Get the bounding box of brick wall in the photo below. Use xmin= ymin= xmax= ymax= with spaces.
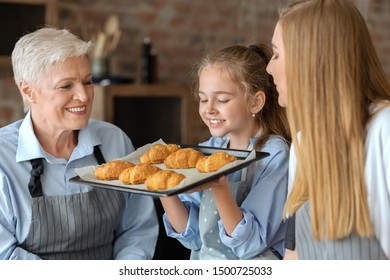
xmin=58 ymin=0 xmax=284 ymax=83
xmin=1 ymin=0 xmax=389 ymax=128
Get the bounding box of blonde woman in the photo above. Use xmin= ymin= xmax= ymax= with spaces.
xmin=267 ymin=0 xmax=390 ymax=259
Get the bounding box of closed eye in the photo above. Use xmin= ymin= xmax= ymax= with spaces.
xmin=83 ymin=80 xmax=93 ymax=86
xmin=59 ymin=84 xmax=73 ymax=90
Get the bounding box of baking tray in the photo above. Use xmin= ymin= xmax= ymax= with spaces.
xmin=70 ymin=141 xmax=269 ymax=197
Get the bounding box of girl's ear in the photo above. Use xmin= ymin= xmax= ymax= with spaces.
xmin=251 ymin=90 xmax=266 ymax=114
xmin=19 ymin=80 xmax=34 ymax=102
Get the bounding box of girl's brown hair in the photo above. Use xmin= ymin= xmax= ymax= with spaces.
xmin=192 ymin=44 xmax=291 ymax=150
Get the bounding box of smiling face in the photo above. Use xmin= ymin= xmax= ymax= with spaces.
xmin=267 ymin=22 xmax=288 ymax=107
xmin=25 ymin=56 xmax=94 ymax=134
xmin=198 ymin=64 xmax=256 ymax=143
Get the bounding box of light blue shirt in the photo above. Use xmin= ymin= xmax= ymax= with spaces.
xmin=162 ymin=135 xmax=289 ymax=259
xmin=0 ymin=112 xmax=159 ymax=260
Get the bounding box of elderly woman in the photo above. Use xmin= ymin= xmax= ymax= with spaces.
xmin=0 ymin=27 xmax=158 ymax=260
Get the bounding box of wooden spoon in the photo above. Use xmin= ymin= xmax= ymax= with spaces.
xmin=104 ymin=14 xmax=120 ymax=36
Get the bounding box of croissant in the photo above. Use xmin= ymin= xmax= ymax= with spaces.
xmin=95 ymin=160 xmax=135 ymax=180
xmin=145 ymin=170 xmax=186 ymax=190
xmin=140 ymin=143 xmax=180 ymax=164
xmin=119 ymin=163 xmax=162 ymax=184
xmin=196 ymin=151 xmax=237 ymax=172
xmin=164 ymin=147 xmax=204 ymax=169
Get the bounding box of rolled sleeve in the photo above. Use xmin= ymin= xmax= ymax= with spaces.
xmin=162 ymin=201 xmax=202 ymax=250
xmin=218 ymin=208 xmax=263 ymax=259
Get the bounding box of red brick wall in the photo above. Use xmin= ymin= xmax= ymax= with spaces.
xmin=59 ymin=0 xmax=284 ymax=83
xmin=368 ymin=0 xmax=390 ymax=76
xmin=1 ymin=0 xmax=389 ymax=127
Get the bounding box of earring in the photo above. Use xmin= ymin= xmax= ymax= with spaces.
xmin=252 ymin=113 xmax=256 ymax=117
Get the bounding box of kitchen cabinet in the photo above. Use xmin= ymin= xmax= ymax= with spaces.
xmin=91 ymin=83 xmax=207 ymax=148
xmin=0 ymin=0 xmax=58 ymax=67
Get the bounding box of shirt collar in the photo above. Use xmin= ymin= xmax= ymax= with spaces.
xmin=73 ymin=121 xmax=103 ymax=160
xmin=221 ymin=128 xmax=263 ymax=150
xmin=16 ymin=111 xmax=45 ymax=163
xmin=15 ymin=111 xmax=103 ymax=163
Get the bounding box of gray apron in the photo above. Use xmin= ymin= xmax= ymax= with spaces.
xmin=191 ymin=137 xmax=279 ymax=260
xmin=296 ymin=202 xmax=388 ymax=260
xmin=20 ymin=146 xmax=125 ymax=260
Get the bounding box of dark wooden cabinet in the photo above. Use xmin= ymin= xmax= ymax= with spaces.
xmin=0 ymin=0 xmax=58 ymax=67
xmin=92 ymin=83 xmax=206 ymax=259
xmin=92 ymin=83 xmax=208 ymax=148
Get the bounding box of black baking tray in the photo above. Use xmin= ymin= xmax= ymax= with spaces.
xmin=70 ymin=145 xmax=269 ymax=197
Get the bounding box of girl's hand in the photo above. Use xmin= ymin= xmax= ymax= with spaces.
xmin=186 ymin=175 xmax=228 ymax=194
xmin=283 ymin=249 xmax=298 ymax=260
xmin=159 ymin=195 xmax=188 ymax=233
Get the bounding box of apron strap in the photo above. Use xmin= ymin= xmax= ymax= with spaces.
xmin=28 ymin=145 xmax=106 ymax=197
xmin=221 ymin=132 xmax=259 ymax=182
xmin=28 ymin=158 xmax=44 ymax=197
xmin=93 ymin=145 xmax=106 ymax=165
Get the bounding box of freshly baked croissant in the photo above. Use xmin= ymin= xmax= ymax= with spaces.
xmin=95 ymin=160 xmax=135 ymax=180
xmin=140 ymin=143 xmax=180 ymax=164
xmin=196 ymin=151 xmax=237 ymax=172
xmin=119 ymin=163 xmax=161 ymax=184
xmin=164 ymin=147 xmax=204 ymax=169
xmin=145 ymin=170 xmax=186 ymax=190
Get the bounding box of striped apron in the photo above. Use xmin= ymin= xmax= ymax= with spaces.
xmin=296 ymin=202 xmax=388 ymax=259
xmin=20 ymin=146 xmax=125 ymax=260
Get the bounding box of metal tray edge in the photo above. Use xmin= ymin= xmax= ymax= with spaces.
xmin=70 ymin=146 xmax=269 ymax=197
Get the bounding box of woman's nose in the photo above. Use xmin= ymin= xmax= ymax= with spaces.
xmin=74 ymin=84 xmax=89 ymax=102
xmin=266 ymin=61 xmax=272 ymax=75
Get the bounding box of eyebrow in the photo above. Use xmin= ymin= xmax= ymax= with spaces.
xmin=57 ymin=73 xmax=93 ymax=82
xmin=198 ymin=90 xmax=235 ymax=96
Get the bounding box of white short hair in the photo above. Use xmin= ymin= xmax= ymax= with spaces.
xmin=11 ymin=27 xmax=92 ymax=111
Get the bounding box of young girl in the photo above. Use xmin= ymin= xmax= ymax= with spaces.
xmin=160 ymin=44 xmax=291 ymax=260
